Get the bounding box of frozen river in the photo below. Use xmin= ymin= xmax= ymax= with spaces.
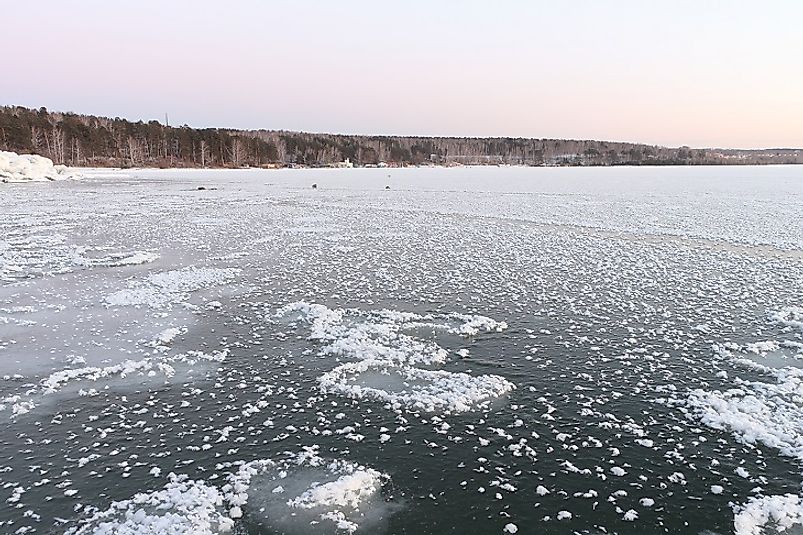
xmin=1 ymin=165 xmax=802 ymax=535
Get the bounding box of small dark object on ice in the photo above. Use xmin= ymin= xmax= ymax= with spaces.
xmin=385 ymin=185 xmax=391 ymax=190
xmin=312 ymin=183 xmax=318 ymax=189
xmin=197 ymin=186 xmax=206 ymax=190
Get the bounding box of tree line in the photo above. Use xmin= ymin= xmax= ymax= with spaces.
xmin=0 ymin=106 xmax=800 ymax=168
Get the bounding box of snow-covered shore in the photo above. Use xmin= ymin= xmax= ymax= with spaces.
xmin=0 ymin=150 xmax=81 ymax=182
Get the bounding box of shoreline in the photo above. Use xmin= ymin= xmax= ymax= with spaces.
xmin=66 ymin=161 xmax=803 ymax=172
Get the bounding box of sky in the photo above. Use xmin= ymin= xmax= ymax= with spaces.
xmin=1 ymin=0 xmax=802 ymax=148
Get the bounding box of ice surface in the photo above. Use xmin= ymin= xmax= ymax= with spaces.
xmin=1 ymin=166 xmax=803 ymax=535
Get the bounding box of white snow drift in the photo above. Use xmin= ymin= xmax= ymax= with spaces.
xmin=0 ymin=150 xmax=81 ymax=182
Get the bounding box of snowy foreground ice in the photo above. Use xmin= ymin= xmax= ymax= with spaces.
xmin=1 ymin=165 xmax=802 ymax=535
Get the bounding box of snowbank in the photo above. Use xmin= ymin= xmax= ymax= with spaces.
xmin=0 ymin=150 xmax=81 ymax=182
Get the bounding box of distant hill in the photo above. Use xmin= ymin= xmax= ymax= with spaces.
xmin=1 ymin=105 xmax=800 ymax=168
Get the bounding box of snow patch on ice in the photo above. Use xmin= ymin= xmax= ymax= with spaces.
xmin=276 ymin=302 xmax=514 ymax=413
xmin=222 ymin=446 xmax=392 ymax=534
xmin=286 ymin=469 xmax=383 ymax=511
xmin=319 ymin=359 xmax=515 ymax=414
xmin=734 ymin=494 xmax=803 ymax=535
xmin=65 ymin=473 xmax=232 ymax=535
xmin=73 ymin=248 xmax=159 ymax=268
xmin=687 ymin=352 xmax=803 ymax=463
xmin=0 ymin=350 xmax=226 ymax=418
xmin=276 ymin=302 xmax=505 ymax=366
xmin=150 ymin=327 xmax=187 ymax=348
xmin=770 ymin=307 xmax=803 ymax=334
xmin=685 ymin=309 xmax=803 ymax=535
xmin=106 ymin=266 xmax=240 ymax=308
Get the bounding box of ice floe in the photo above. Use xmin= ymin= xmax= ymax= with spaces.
xmin=684 ymin=307 xmax=803 ymax=534
xmin=275 ymin=301 xmax=506 ymax=366
xmin=319 ymin=359 xmax=515 ymax=413
xmin=64 ymin=473 xmax=232 ymax=535
xmin=734 ymin=494 xmax=803 ymax=535
xmin=222 ymin=446 xmax=393 ymax=534
xmin=0 ymin=350 xmax=227 ymax=417
xmin=276 ymin=302 xmax=514 ymax=413
xmin=106 ymin=267 xmax=240 ymax=308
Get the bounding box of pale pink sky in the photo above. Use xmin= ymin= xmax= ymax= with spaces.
xmin=2 ymin=0 xmax=801 ymax=148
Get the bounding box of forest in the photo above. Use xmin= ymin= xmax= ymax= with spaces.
xmin=1 ymin=106 xmax=800 ymax=168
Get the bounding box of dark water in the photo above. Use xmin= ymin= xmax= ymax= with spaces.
xmin=1 ymin=167 xmax=802 ymax=534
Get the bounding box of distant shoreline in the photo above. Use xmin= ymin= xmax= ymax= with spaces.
xmin=69 ymin=161 xmax=801 ymax=172
xmin=3 ymin=105 xmax=802 ymax=169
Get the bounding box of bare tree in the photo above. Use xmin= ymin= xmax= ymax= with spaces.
xmin=127 ymin=136 xmax=142 ymax=165
xmin=50 ymin=127 xmax=65 ymax=164
xmin=30 ymin=126 xmax=44 ymax=153
xmin=71 ymin=137 xmax=82 ymax=165
xmin=200 ymin=139 xmax=209 ymax=167
xmin=229 ymin=137 xmax=244 ymax=167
